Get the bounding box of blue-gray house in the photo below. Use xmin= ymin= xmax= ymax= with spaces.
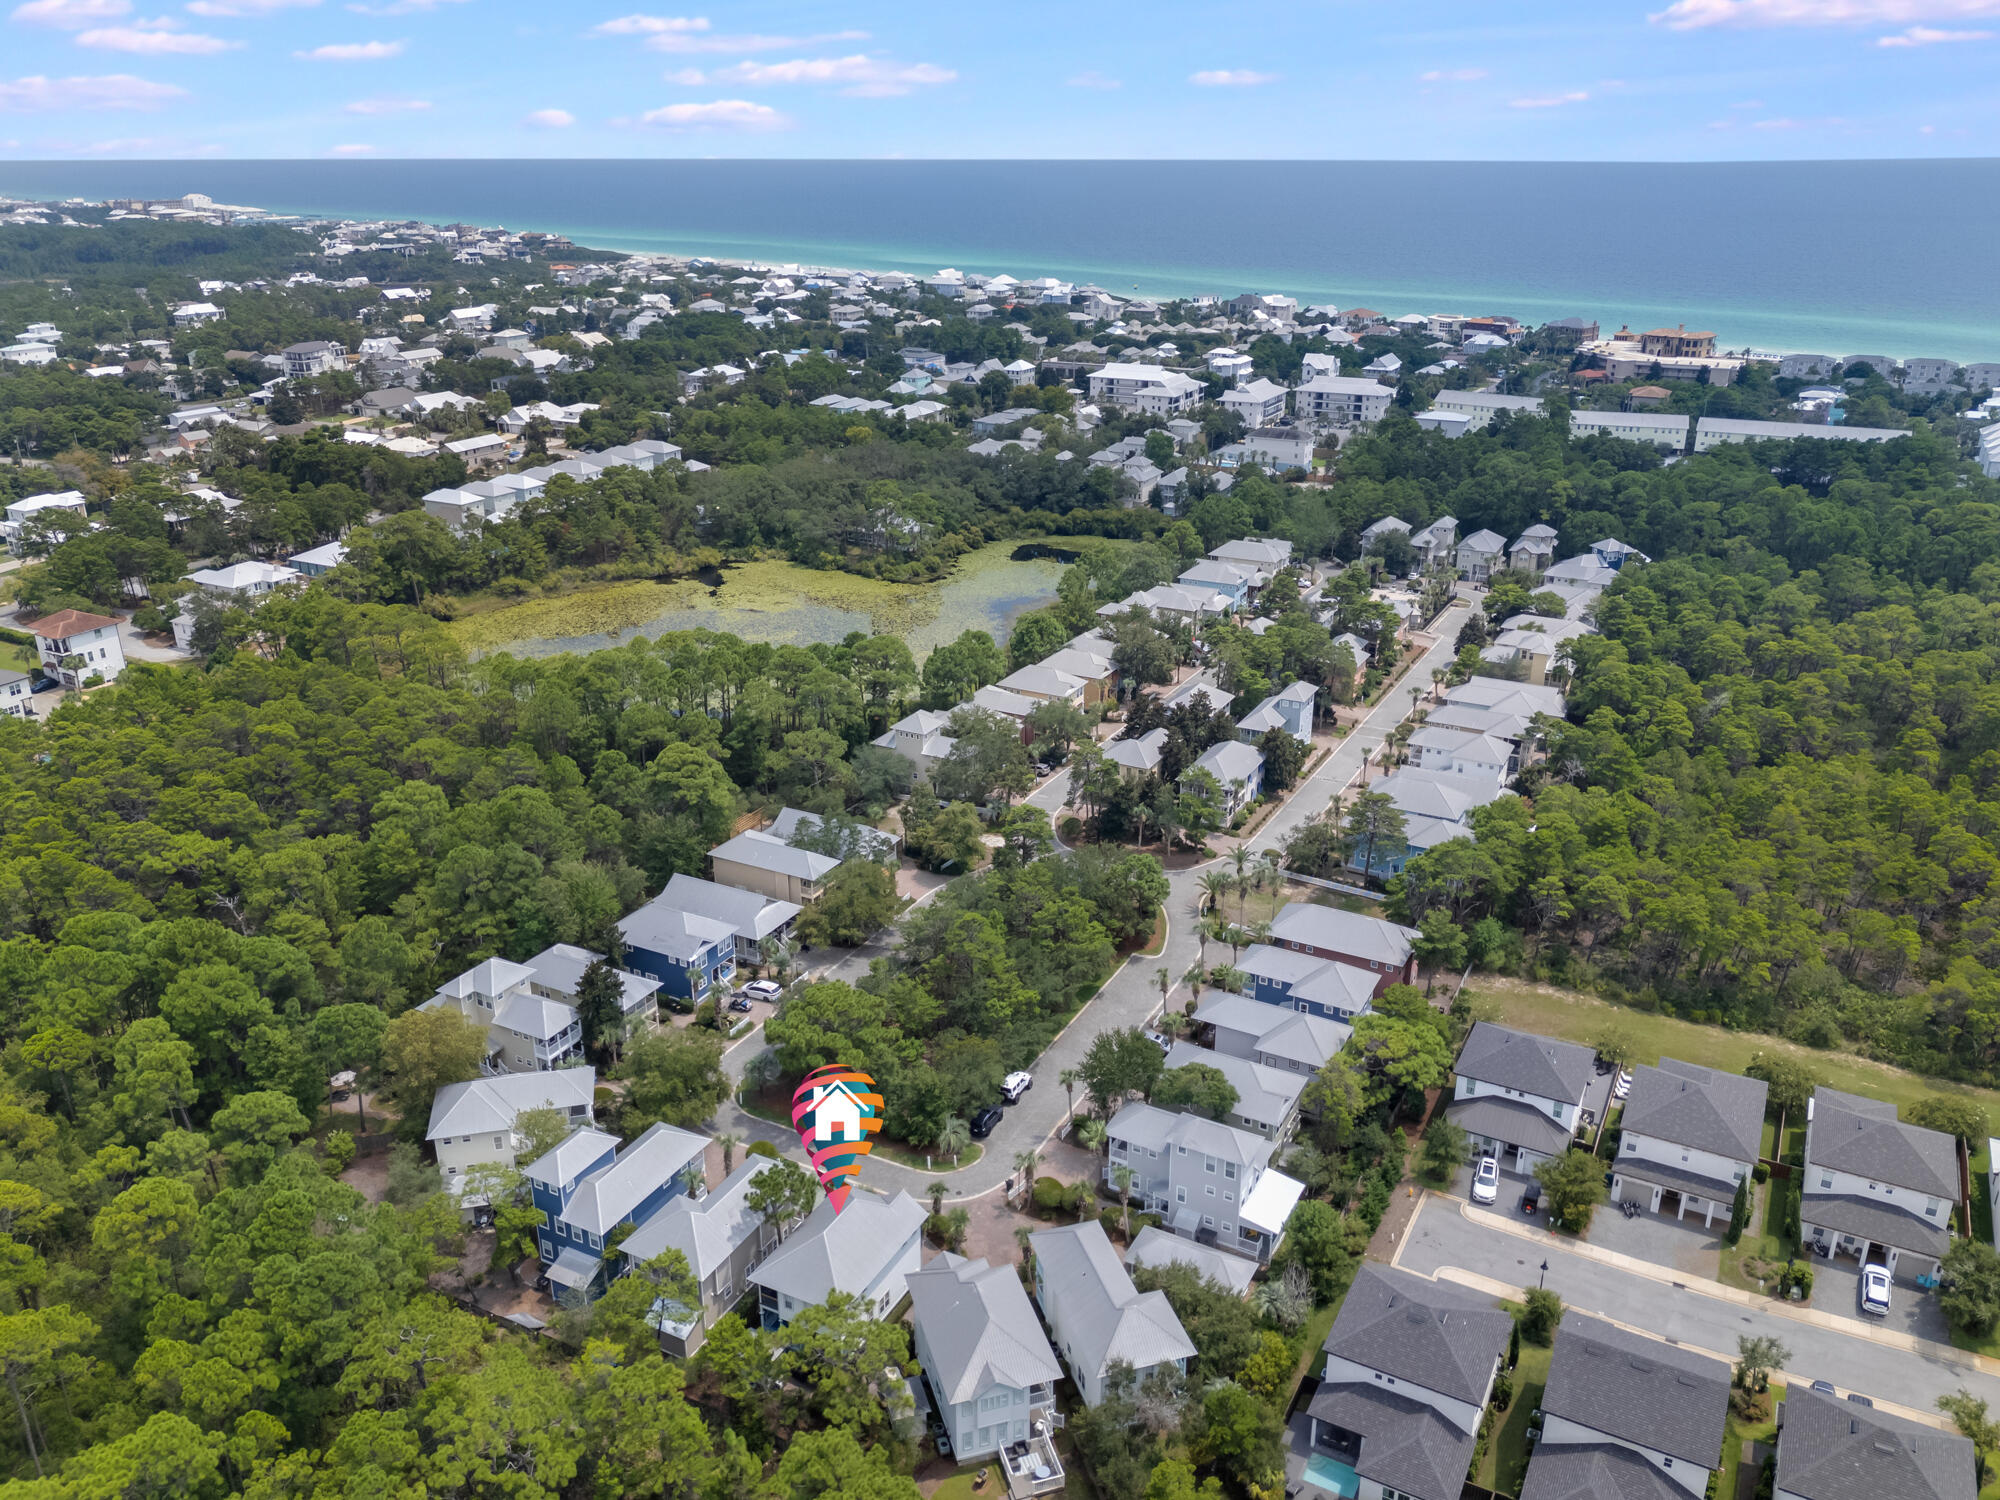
xmin=527 ymin=1121 xmax=710 ymax=1300
xmin=1177 ymin=559 xmax=1257 ymax=611
xmin=615 ymin=900 xmax=738 ymax=1008
xmin=1237 ymin=680 xmax=1316 ymax=745
xmin=1235 ymin=943 xmax=1379 ymax=1023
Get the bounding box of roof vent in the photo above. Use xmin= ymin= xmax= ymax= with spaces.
xmin=1628 ymin=1356 xmax=1655 ymax=1374
xmin=1874 ymin=1441 xmax=1899 ymax=1456
xmin=1406 ymin=1310 xmax=1430 ymax=1327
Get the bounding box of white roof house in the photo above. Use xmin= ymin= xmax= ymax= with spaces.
xmin=1123 ymin=1225 xmax=1259 ymax=1295
xmin=426 ymin=1068 xmax=597 ymax=1142
xmin=552 ymin=1121 xmax=708 ymax=1238
xmin=1030 ymin=1220 xmax=1196 ymax=1407
xmin=750 ymin=1189 xmax=927 ymax=1324
xmin=1162 ymin=1040 xmax=1308 ymax=1140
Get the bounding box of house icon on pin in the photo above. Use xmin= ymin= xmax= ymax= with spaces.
xmin=808 ymin=1077 xmax=867 ymax=1146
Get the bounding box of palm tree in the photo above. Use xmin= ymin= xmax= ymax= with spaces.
xmin=927 ymin=1180 xmax=949 ymax=1217
xmin=1076 ymin=1116 xmax=1108 ymax=1155
xmin=715 ymin=1131 xmax=742 ymax=1175
xmin=1113 ymin=1164 xmax=1135 ymax=1239
xmin=1013 ymin=1147 xmax=1042 ymax=1206
xmin=1198 ymin=868 xmax=1232 ymax=917
xmin=1230 ymin=845 xmax=1252 ymax=919
xmin=1155 ymin=966 xmax=1172 ymax=1013
xmin=937 ymin=1115 xmax=971 ymax=1166
xmin=1059 ymin=1068 xmax=1081 ymax=1123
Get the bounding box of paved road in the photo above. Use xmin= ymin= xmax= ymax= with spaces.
xmin=704 ymin=607 xmax=1474 ymax=1200
xmin=1396 ymin=1195 xmax=1987 ymax=1415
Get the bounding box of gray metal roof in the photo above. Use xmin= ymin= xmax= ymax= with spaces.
xmin=1540 ymin=1313 xmax=1729 ymax=1468
xmin=1267 ymin=904 xmax=1419 ymax=967
xmin=657 ymin=874 xmax=801 ymax=943
xmin=764 ymin=807 xmax=899 ymax=861
xmin=709 ymin=830 xmax=840 ymax=883
xmin=1123 ymin=1226 xmax=1257 ymax=1295
xmin=1519 ymin=1441 xmax=1688 ymax=1500
xmin=1322 ymin=1263 xmax=1511 ymax=1406
xmin=618 ymin=1156 xmax=777 ymax=1279
xmin=558 ymin=1121 xmax=709 ymax=1236
xmin=425 ymin=1068 xmax=595 ymax=1141
xmin=1445 ymin=1094 xmax=1574 ymax=1156
xmin=1104 ymin=1102 xmax=1275 ymax=1172
xmin=524 ymin=1128 xmax=619 ymax=1187
xmin=615 ymin=900 xmax=737 ymax=962
xmin=1305 ymin=1382 xmax=1476 ymax=1500
xmin=749 ymin=1189 xmax=926 ymax=1306
xmin=908 ymin=1253 xmax=1062 ymax=1403
xmin=1455 ymin=1022 xmax=1596 ymax=1104
xmin=1807 ymin=1088 xmax=1958 ymax=1200
xmin=1621 ymin=1058 xmax=1766 ymax=1164
xmin=1162 ymin=1041 xmax=1304 ymax=1130
xmin=1775 ymin=1385 xmax=1975 ymax=1500
xmin=1030 ymin=1221 xmax=1195 ymax=1384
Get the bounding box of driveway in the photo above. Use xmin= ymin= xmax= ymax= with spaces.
xmin=1587 ymin=1198 xmax=1723 ymax=1280
xmin=1809 ymin=1253 xmax=1954 ymax=1346
xmin=1394 ymin=1194 xmax=1987 ymax=1414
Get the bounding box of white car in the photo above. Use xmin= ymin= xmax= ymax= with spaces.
xmin=1002 ymin=1070 xmax=1033 ymax=1103
xmin=740 ymin=979 xmax=783 ymax=1002
xmin=1860 ymin=1265 xmax=1892 ymax=1317
xmin=1471 ymin=1156 xmax=1499 ymax=1205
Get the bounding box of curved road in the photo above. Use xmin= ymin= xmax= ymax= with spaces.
xmin=711 ymin=604 xmax=1472 ymax=1202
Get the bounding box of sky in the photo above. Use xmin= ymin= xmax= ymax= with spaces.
xmin=0 ymin=0 xmax=1996 ymax=160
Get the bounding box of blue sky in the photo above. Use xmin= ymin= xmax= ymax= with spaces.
xmin=1 ymin=0 xmax=1996 ymax=159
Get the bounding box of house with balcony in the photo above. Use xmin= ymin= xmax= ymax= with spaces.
xmin=1265 ymin=903 xmax=1421 ymax=996
xmin=528 ymin=1120 xmax=709 ymax=1301
xmin=613 ymin=903 xmax=737 ymax=1007
xmin=1445 ymin=1022 xmax=1594 ymax=1173
xmin=1801 ymin=1087 xmax=1961 ymax=1283
xmin=1407 ymin=725 xmax=1517 ymax=782
xmin=282 ymin=340 xmax=343 ymax=378
xmin=1295 ymin=374 xmax=1393 ymax=428
xmin=172 ymin=560 xmax=304 ymax=650
xmin=633 ymin=875 xmax=800 ymax=968
xmin=1123 ymin=1225 xmax=1259 ymax=1296
xmin=2 ymin=490 xmax=89 ymax=543
xmin=1456 ymin=528 xmax=1507 ymax=583
xmin=1105 ymin=727 xmax=1168 ymax=782
xmin=1178 ymin=559 xmax=1259 ymax=611
xmin=1611 ymin=1059 xmax=1766 ymax=1230
xmin=1086 ymin=362 xmax=1203 ymax=414
xmin=1521 ymin=1313 xmax=1729 ymax=1500
xmin=1410 ymin=516 xmax=1459 ymax=569
xmin=617 ymin=1156 xmax=798 ymax=1356
xmin=1236 ymin=944 xmax=1379 ymax=1024
xmin=709 ymin=829 xmax=841 ymax=904
xmin=1210 ymin=538 xmax=1292 ymax=571
xmin=1772 ymin=1385 xmax=1975 ymax=1500
xmin=23 ymin=609 xmax=125 ymax=688
xmin=1161 ymin=1040 xmax=1306 ymax=1140
xmin=1102 ymin=1102 xmax=1304 ymax=1264
xmin=876 ymin=707 xmax=958 ymax=776
xmin=750 ymin=1188 xmax=927 ymax=1327
xmin=996 ymin=662 xmax=1087 ymax=707
xmin=1030 ymin=1220 xmax=1194 ymax=1408
xmin=1184 ymin=739 xmax=1264 ymax=820
xmin=1302 ymin=1264 xmax=1511 ymax=1500
xmin=1221 ymin=377 xmax=1289 ymax=428
xmin=1237 ymin=680 xmax=1316 ymax=745
xmin=421 ymin=956 xmax=584 ymax=1073
xmin=1192 ymin=992 xmax=1352 ymax=1078
xmin=425 ymin=1068 xmax=596 ymax=1202
xmin=521 ymin=943 xmax=662 ymax=1038
xmin=1509 ymin=524 xmax=1559 ymax=579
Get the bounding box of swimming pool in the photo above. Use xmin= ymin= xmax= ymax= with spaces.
xmin=1303 ymin=1452 xmax=1359 ymax=1497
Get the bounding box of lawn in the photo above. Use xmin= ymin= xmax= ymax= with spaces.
xmin=1715 ymin=1383 xmax=1782 ymax=1500
xmin=1717 ymin=1180 xmax=1791 ymax=1297
xmin=1476 ymin=1336 xmax=1552 ymax=1497
xmin=1290 ymin=1295 xmax=1343 ymax=1394
xmin=0 ymin=637 xmax=32 ymax=675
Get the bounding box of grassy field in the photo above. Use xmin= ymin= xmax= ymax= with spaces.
xmin=1718 ymin=1180 xmax=1790 ymax=1298
xmin=0 ymin=637 xmax=33 ymax=675
xmin=1476 ymin=1336 xmax=1552 ymax=1497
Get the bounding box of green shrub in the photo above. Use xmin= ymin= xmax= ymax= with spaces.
xmin=1520 ymin=1287 xmax=1562 ymax=1345
xmin=1033 ymin=1176 xmax=1067 ymax=1213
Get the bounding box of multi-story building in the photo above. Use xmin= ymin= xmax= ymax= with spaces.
xmin=909 ymin=1252 xmax=1064 ymax=1482
xmin=1264 ymin=903 xmax=1421 ymax=996
xmin=750 ymin=1189 xmax=927 ymax=1327
xmin=617 ymin=1156 xmax=798 ymax=1356
xmin=24 ymin=609 xmax=125 ymax=688
xmin=1611 ymin=1058 xmax=1767 ymax=1230
xmin=527 ymin=1120 xmax=709 ymax=1300
xmin=1086 ymin=363 xmax=1203 ymax=414
xmin=1801 ymin=1086 xmax=1961 ymax=1282
xmin=1030 ymin=1220 xmax=1193 ymax=1408
xmin=1445 ymin=1021 xmax=1594 ymax=1172
xmin=1293 ymin=374 xmax=1392 ymax=428
xmin=1774 ymin=1385 xmax=1975 ymax=1500
xmin=1638 ymin=325 xmax=1717 ymax=359
xmin=424 ymin=1068 xmax=596 ymax=1200
xmin=1101 ymin=1102 xmax=1304 ymax=1264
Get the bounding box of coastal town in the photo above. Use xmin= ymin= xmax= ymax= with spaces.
xmin=0 ymin=195 xmax=1998 ymax=1500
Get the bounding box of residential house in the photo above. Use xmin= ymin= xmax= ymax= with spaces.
xmin=1237 ymin=680 xmax=1316 ymax=744
xmin=1410 ymin=516 xmax=1459 ymax=568
xmin=1304 ymin=1263 xmax=1512 ymax=1500
xmin=1210 ymin=538 xmax=1292 ymax=571
xmin=1482 ymin=615 xmax=1592 ymax=685
xmin=1522 ymin=1313 xmax=1730 ymax=1500
xmin=521 ymin=943 xmax=662 ymax=1037
xmin=171 ymin=561 xmax=303 ymax=650
xmin=1446 ymin=1021 xmax=1595 ymax=1172
xmin=1611 ymin=1058 xmax=1767 ymax=1230
xmin=1265 ymin=903 xmax=1422 ymax=995
xmin=764 ymin=806 xmax=900 ymax=863
xmin=1236 ymin=944 xmax=1379 ymax=1022
xmin=1123 ymin=1225 xmax=1258 ymax=1296
xmin=972 ymin=406 xmax=1041 ymax=435
xmin=529 ymin=1121 xmax=710 ymax=1300
xmin=1184 ymin=739 xmax=1264 ymax=820
xmin=23 ymin=609 xmax=126 ymax=687
xmin=632 ymin=874 xmax=800 ymax=967
xmin=1221 ymin=427 xmax=1316 ymax=472
xmin=1221 ymin=377 xmax=1289 ymax=427
xmin=1801 ymin=1087 xmax=1960 ymax=1282
xmin=1440 ymin=676 xmax=1566 ymax=723
xmin=1177 ymin=559 xmax=1259 ymax=611
xmin=1037 ymin=641 xmax=1118 ymax=706
xmin=1 ymin=490 xmax=89 ymax=543
xmin=1103 ymin=584 xmax=1231 ymax=630
xmin=1105 ymin=727 xmax=1168 ymax=782
xmin=1206 ymin=349 xmax=1254 ymax=384
xmin=1416 ymin=409 xmax=1473 ymax=438
xmin=1087 ymin=363 xmax=1203 ymax=414
xmin=614 ymin=902 xmax=738 ymax=1007
xmin=1030 ymin=1220 xmax=1195 ymax=1407
xmin=1456 ymin=529 xmax=1507 ymax=582
xmin=750 ymin=1189 xmax=927 ymax=1327
xmin=909 ymin=1254 xmax=1065 ymax=1488
xmin=1360 ymin=517 xmax=1411 ymax=551
xmin=1362 ymin=353 xmax=1402 ymax=380
xmin=1430 ymin=389 xmax=1545 ymax=431
xmin=422 ymin=956 xmax=584 ymax=1073
xmin=617 ymin=1157 xmax=793 ymax=1357
xmin=1570 ymin=411 xmax=1692 ymax=449
xmin=996 ymin=662 xmax=1087 ymax=707
xmin=877 ymin=707 xmax=957 ymax=776
xmin=286 ymin=541 xmax=348 ymax=577
xmin=1191 ymin=992 xmax=1352 ymax=1078
xmin=1509 ymin=524 xmax=1560 ymax=578
xmin=1407 ymin=725 xmax=1516 ymax=781
xmin=0 ymin=669 xmax=30 ymax=718
xmin=282 ymin=341 xmax=342 ymax=379
xmin=1294 ymin=374 xmax=1393 ymax=428
xmin=1101 ymin=1102 xmax=1305 ymax=1263
xmin=424 ymin=1068 xmax=596 ymax=1199
xmin=1772 ymin=1385 xmax=1975 ymax=1500
xmin=1162 ymin=1040 xmax=1306 ymax=1139
xmin=708 ymin=829 xmax=841 ymax=903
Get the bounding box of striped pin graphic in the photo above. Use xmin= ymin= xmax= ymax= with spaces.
xmin=789 ymin=1064 xmax=884 ymax=1214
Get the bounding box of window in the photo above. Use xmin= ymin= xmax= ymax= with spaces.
xmin=589 ymin=1232 xmax=601 ymax=1249
xmin=1925 ymin=1198 xmax=1940 ymax=1218
xmin=1204 ymin=1156 xmax=1215 ymax=1174
xmin=1205 ymin=1186 xmax=1215 ymax=1198
xmin=1175 ymin=1187 xmax=1187 ymax=1205
xmin=493 ymin=1135 xmax=504 ymax=1148
xmin=1820 ymin=1173 xmax=1833 ymax=1190
xmin=1625 ymin=1139 xmax=1637 ymax=1152
xmin=1224 ymin=1162 xmax=1236 ymax=1181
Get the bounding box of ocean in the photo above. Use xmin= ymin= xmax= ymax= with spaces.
xmin=4 ymin=158 xmax=1998 ymax=361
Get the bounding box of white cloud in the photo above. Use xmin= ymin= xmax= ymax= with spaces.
xmin=647 ymin=28 xmax=866 ymax=54
xmin=344 ymin=93 xmax=428 ymax=112
xmin=1750 ymin=114 xmax=1848 ymax=127
xmin=1653 ymin=0 xmax=2000 ymax=27
xmin=185 ymin=0 xmax=316 ymax=13
xmin=714 ymin=54 xmax=954 ymax=96
xmin=1420 ymin=67 xmax=1488 ymax=81
xmin=662 ymin=67 xmax=704 ymax=84
xmin=1877 ymin=23 xmax=1993 ymax=40
xmin=1066 ymin=70 xmax=1119 ymax=89
xmin=522 ymin=106 xmax=572 ymax=126
xmin=591 ymin=11 xmax=706 ymax=34
xmin=293 ymin=38 xmax=400 ymax=57
xmin=9 ymin=0 xmax=128 ymax=26
xmin=1510 ymin=90 xmax=1589 ymax=107
xmin=346 ymin=0 xmax=466 ymax=12
xmin=327 ymin=141 xmax=373 ymax=153
xmin=0 ymin=72 xmax=185 ymax=109
xmin=637 ymin=97 xmax=788 ymax=130
xmin=76 ymin=22 xmax=239 ymax=51
xmin=1189 ymin=69 xmax=1276 ymax=86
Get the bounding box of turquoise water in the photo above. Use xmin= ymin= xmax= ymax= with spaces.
xmin=1303 ymin=1452 xmax=1359 ymax=1497
xmin=3 ymin=160 xmax=1998 ymax=359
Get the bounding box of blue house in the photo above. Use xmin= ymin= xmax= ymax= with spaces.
xmin=1235 ymin=943 xmax=1378 ymax=1023
xmin=527 ymin=1121 xmax=710 ymax=1300
xmin=615 ymin=901 xmax=738 ymax=1007
xmin=1177 ymin=560 xmax=1257 ymax=611
xmin=1237 ymin=680 xmax=1316 ymax=745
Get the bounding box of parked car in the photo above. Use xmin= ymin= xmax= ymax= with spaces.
xmin=1034 ymin=762 xmax=1054 ymax=777
xmin=1521 ymin=1180 xmax=1541 ymax=1217
xmin=1001 ymin=1070 xmax=1033 ymax=1103
xmin=1143 ymin=1030 xmax=1172 ymax=1051
xmin=970 ymin=1105 xmax=1004 ymax=1138
xmin=728 ymin=996 xmax=753 ymax=1013
xmin=1471 ymin=1156 xmax=1499 ymax=1205
xmin=741 ymin=980 xmax=782 ymax=1001
xmin=1860 ymin=1265 xmax=1892 ymax=1318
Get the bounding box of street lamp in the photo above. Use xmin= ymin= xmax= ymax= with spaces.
xmin=1539 ymin=1260 xmax=1549 ymax=1289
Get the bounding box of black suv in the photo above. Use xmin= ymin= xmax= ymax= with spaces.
xmin=969 ymin=1105 xmax=1004 ymax=1138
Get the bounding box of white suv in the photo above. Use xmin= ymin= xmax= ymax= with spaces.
xmin=1472 ymin=1156 xmax=1499 ymax=1205
xmin=1002 ymin=1071 xmax=1033 ymax=1103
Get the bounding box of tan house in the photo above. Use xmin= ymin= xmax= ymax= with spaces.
xmin=618 ymin=1156 xmax=800 ymax=1356
xmin=709 ymin=830 xmax=840 ymax=903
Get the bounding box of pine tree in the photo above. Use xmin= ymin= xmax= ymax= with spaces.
xmin=575 ymin=958 xmax=628 ymax=1065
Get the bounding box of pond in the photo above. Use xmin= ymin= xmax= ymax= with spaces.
xmin=447 ymin=541 xmax=1068 ymax=661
